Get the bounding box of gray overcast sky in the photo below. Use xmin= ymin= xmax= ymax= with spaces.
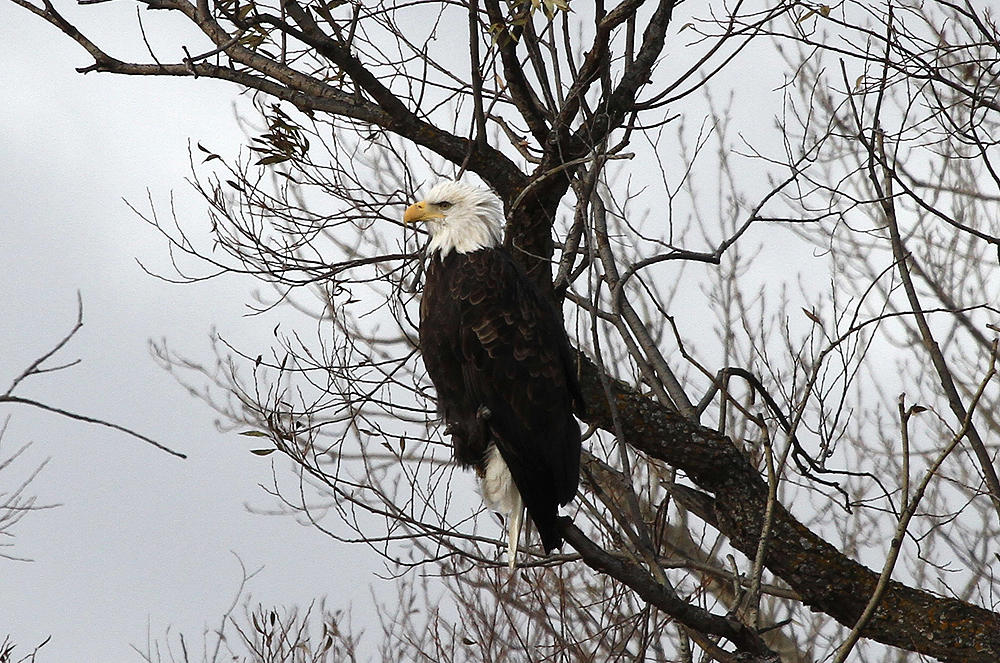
xmin=2 ymin=5 xmax=380 ymax=661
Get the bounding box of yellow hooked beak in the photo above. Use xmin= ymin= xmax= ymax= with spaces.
xmin=403 ymin=200 xmax=444 ymax=224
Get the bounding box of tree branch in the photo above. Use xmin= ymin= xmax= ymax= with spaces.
xmin=575 ymin=351 xmax=1000 ymax=663
xmin=561 ymin=519 xmax=778 ymax=661
xmin=481 ymin=0 xmax=551 ymax=145
xmin=1 ymin=396 xmax=186 ymax=459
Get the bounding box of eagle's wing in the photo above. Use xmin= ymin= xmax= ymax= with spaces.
xmin=452 ymin=250 xmax=581 ymax=549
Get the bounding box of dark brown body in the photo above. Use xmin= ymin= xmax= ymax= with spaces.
xmin=419 ymin=247 xmax=583 ymax=551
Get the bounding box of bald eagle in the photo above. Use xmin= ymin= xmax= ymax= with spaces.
xmin=405 ymin=180 xmax=583 ymax=567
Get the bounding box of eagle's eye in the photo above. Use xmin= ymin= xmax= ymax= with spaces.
xmin=436 ymin=201 xmax=453 ymax=210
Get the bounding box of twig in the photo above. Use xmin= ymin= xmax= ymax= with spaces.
xmin=4 ymin=293 xmax=84 ymax=397
xmin=832 ymin=339 xmax=999 ymax=663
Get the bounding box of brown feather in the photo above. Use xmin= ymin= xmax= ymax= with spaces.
xmin=419 ymin=247 xmax=582 ymax=552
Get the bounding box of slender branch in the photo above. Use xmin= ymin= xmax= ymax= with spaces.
xmin=832 ymin=342 xmax=999 ymax=663
xmin=4 ymin=293 xmax=84 ymax=397
xmin=844 ymin=59 xmax=1000 ymax=519
xmin=561 ymin=520 xmax=778 ymax=661
xmin=481 ymin=0 xmax=551 ymax=144
xmin=0 ymin=396 xmax=186 ymax=459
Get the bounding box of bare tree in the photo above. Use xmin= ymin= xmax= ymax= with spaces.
xmin=8 ymin=0 xmax=1000 ymax=661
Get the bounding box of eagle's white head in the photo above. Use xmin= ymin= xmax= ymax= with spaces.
xmin=403 ymin=180 xmax=504 ymax=257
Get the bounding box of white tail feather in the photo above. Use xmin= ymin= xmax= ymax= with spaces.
xmin=480 ymin=445 xmax=525 ymax=569
xmin=507 ymin=495 xmax=525 ymax=570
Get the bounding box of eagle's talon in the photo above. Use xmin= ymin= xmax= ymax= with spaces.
xmin=477 ymin=406 xmax=492 ymax=421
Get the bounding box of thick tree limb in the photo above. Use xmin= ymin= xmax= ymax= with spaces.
xmin=571 ymin=0 xmax=677 ymax=153
xmin=572 ymin=352 xmax=1000 ymax=663
xmin=505 ymin=0 xmax=678 ymax=292
xmin=554 ymin=0 xmax=647 ymax=152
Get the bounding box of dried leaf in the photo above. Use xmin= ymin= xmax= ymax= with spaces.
xmin=257 ymin=154 xmax=291 ymax=166
xmin=802 ymin=307 xmax=822 ymax=324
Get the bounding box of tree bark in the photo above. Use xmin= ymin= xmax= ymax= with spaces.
xmin=572 ymin=352 xmax=1000 ymax=663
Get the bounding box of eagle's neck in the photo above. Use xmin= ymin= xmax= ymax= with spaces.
xmin=426 ymin=212 xmax=502 ymax=258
